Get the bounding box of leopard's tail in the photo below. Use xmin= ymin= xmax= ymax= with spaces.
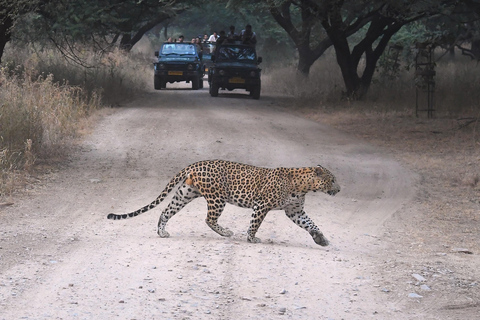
xmin=107 ymin=166 xmax=191 ymax=220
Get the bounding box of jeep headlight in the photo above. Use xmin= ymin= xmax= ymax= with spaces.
xmin=187 ymin=64 xmax=194 ymax=70
xmin=250 ymin=71 xmax=256 ymax=77
xmin=218 ymin=69 xmax=225 ymax=76
xmin=157 ymin=63 xmax=165 ymax=69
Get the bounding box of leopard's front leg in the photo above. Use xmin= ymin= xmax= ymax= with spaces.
xmin=285 ymin=206 xmax=329 ymax=246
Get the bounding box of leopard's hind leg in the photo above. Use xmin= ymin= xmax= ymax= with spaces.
xmin=157 ymin=183 xmax=200 ymax=237
xmin=204 ymin=198 xmax=234 ymax=237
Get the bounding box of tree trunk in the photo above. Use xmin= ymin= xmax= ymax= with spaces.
xmin=119 ymin=34 xmax=132 ymax=51
xmin=268 ymin=2 xmax=332 ymax=77
xmin=0 ymin=14 xmax=13 ymax=64
xmin=296 ymin=44 xmax=316 ymax=75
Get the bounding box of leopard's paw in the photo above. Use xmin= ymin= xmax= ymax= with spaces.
xmin=247 ymin=236 xmax=262 ymax=243
xmin=311 ymin=230 xmax=329 ymax=246
xmin=222 ymin=229 xmax=234 ymax=237
xmin=157 ymin=229 xmax=170 ymax=238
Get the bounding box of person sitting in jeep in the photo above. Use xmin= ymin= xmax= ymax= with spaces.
xmin=216 ymin=30 xmax=227 ymax=45
xmin=240 ymin=24 xmax=257 ymax=45
xmin=227 ymin=25 xmax=240 ymax=41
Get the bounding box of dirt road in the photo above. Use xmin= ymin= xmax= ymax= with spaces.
xmin=1 ymin=83 xmax=432 ymax=319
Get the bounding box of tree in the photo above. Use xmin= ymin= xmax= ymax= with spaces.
xmin=265 ymin=1 xmax=456 ymax=99
xmin=268 ymin=1 xmax=332 ymax=75
xmin=318 ymin=1 xmax=429 ymax=99
xmin=38 ymin=0 xmax=188 ymax=53
xmin=0 ymin=6 xmax=13 ymax=64
xmin=0 ymin=0 xmax=191 ymax=65
xmin=0 ymin=0 xmax=44 ymax=63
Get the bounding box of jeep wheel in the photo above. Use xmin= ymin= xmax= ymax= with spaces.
xmin=192 ymin=76 xmax=200 ymax=90
xmin=199 ymin=78 xmax=204 ymax=89
xmin=210 ymin=82 xmax=219 ymax=97
xmin=154 ymin=75 xmax=163 ymax=90
xmin=251 ymin=83 xmax=261 ymax=100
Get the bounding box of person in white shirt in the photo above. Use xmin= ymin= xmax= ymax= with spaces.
xmin=208 ymin=31 xmax=218 ymax=42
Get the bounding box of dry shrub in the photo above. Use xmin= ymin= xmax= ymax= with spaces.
xmin=0 ymin=67 xmax=101 ymax=196
xmin=263 ymin=52 xmax=344 ymax=106
xmin=3 ymin=44 xmax=151 ymax=106
xmin=0 ymin=43 xmax=153 ymax=197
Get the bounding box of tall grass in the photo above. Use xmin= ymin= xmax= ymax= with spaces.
xmin=0 ymin=67 xmax=101 ymax=194
xmin=3 ymin=45 xmax=151 ymax=106
xmin=0 ymin=44 xmax=151 ymax=197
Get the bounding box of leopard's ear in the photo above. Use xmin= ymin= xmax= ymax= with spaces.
xmin=315 ymin=166 xmax=325 ymax=176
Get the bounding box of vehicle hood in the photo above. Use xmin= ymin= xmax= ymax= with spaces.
xmin=214 ymin=61 xmax=259 ymax=69
xmin=158 ymin=56 xmax=200 ymax=63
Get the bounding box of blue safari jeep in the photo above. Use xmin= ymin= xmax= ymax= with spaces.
xmin=154 ymin=42 xmax=204 ymax=90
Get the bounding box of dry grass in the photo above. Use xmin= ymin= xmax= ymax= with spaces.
xmin=3 ymin=45 xmax=151 ymax=106
xmin=0 ymin=45 xmax=151 ymax=198
xmin=263 ymin=50 xmax=480 ymax=115
xmin=0 ymin=67 xmax=102 ymax=196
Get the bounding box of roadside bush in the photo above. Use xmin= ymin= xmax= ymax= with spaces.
xmin=0 ymin=67 xmax=101 ymax=196
xmin=3 ymin=44 xmax=151 ymax=106
xmin=0 ymin=44 xmax=152 ymax=197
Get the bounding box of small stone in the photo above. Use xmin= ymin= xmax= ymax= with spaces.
xmin=279 ymin=307 xmax=287 ymax=314
xmin=408 ymin=293 xmax=423 ymax=298
xmin=119 ymin=300 xmax=125 ymax=303
xmin=241 ymin=296 xmax=252 ymax=301
xmin=412 ymin=274 xmax=426 ymax=282
xmin=148 ymin=289 xmax=155 ymax=293
xmin=452 ymin=248 xmax=473 ymax=254
xmin=279 ymin=289 xmax=287 ymax=294
xmin=420 ymin=284 xmax=431 ymax=291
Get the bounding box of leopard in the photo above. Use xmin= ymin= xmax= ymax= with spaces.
xmin=107 ymin=160 xmax=340 ymax=246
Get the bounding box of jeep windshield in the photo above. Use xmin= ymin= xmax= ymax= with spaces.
xmin=216 ymin=46 xmax=256 ymax=62
xmin=160 ymin=43 xmax=197 ymax=56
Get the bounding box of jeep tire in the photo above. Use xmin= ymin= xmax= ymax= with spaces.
xmin=251 ymin=83 xmax=261 ymax=100
xmin=192 ymin=76 xmax=200 ymax=90
xmin=210 ymin=82 xmax=219 ymax=97
xmin=154 ymin=75 xmax=163 ymax=90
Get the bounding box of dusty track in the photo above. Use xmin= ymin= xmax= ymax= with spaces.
xmin=1 ymin=83 xmax=458 ymax=319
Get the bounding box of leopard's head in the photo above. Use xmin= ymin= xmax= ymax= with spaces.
xmin=312 ymin=165 xmax=340 ymax=196
xmin=291 ymin=166 xmax=340 ymax=195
